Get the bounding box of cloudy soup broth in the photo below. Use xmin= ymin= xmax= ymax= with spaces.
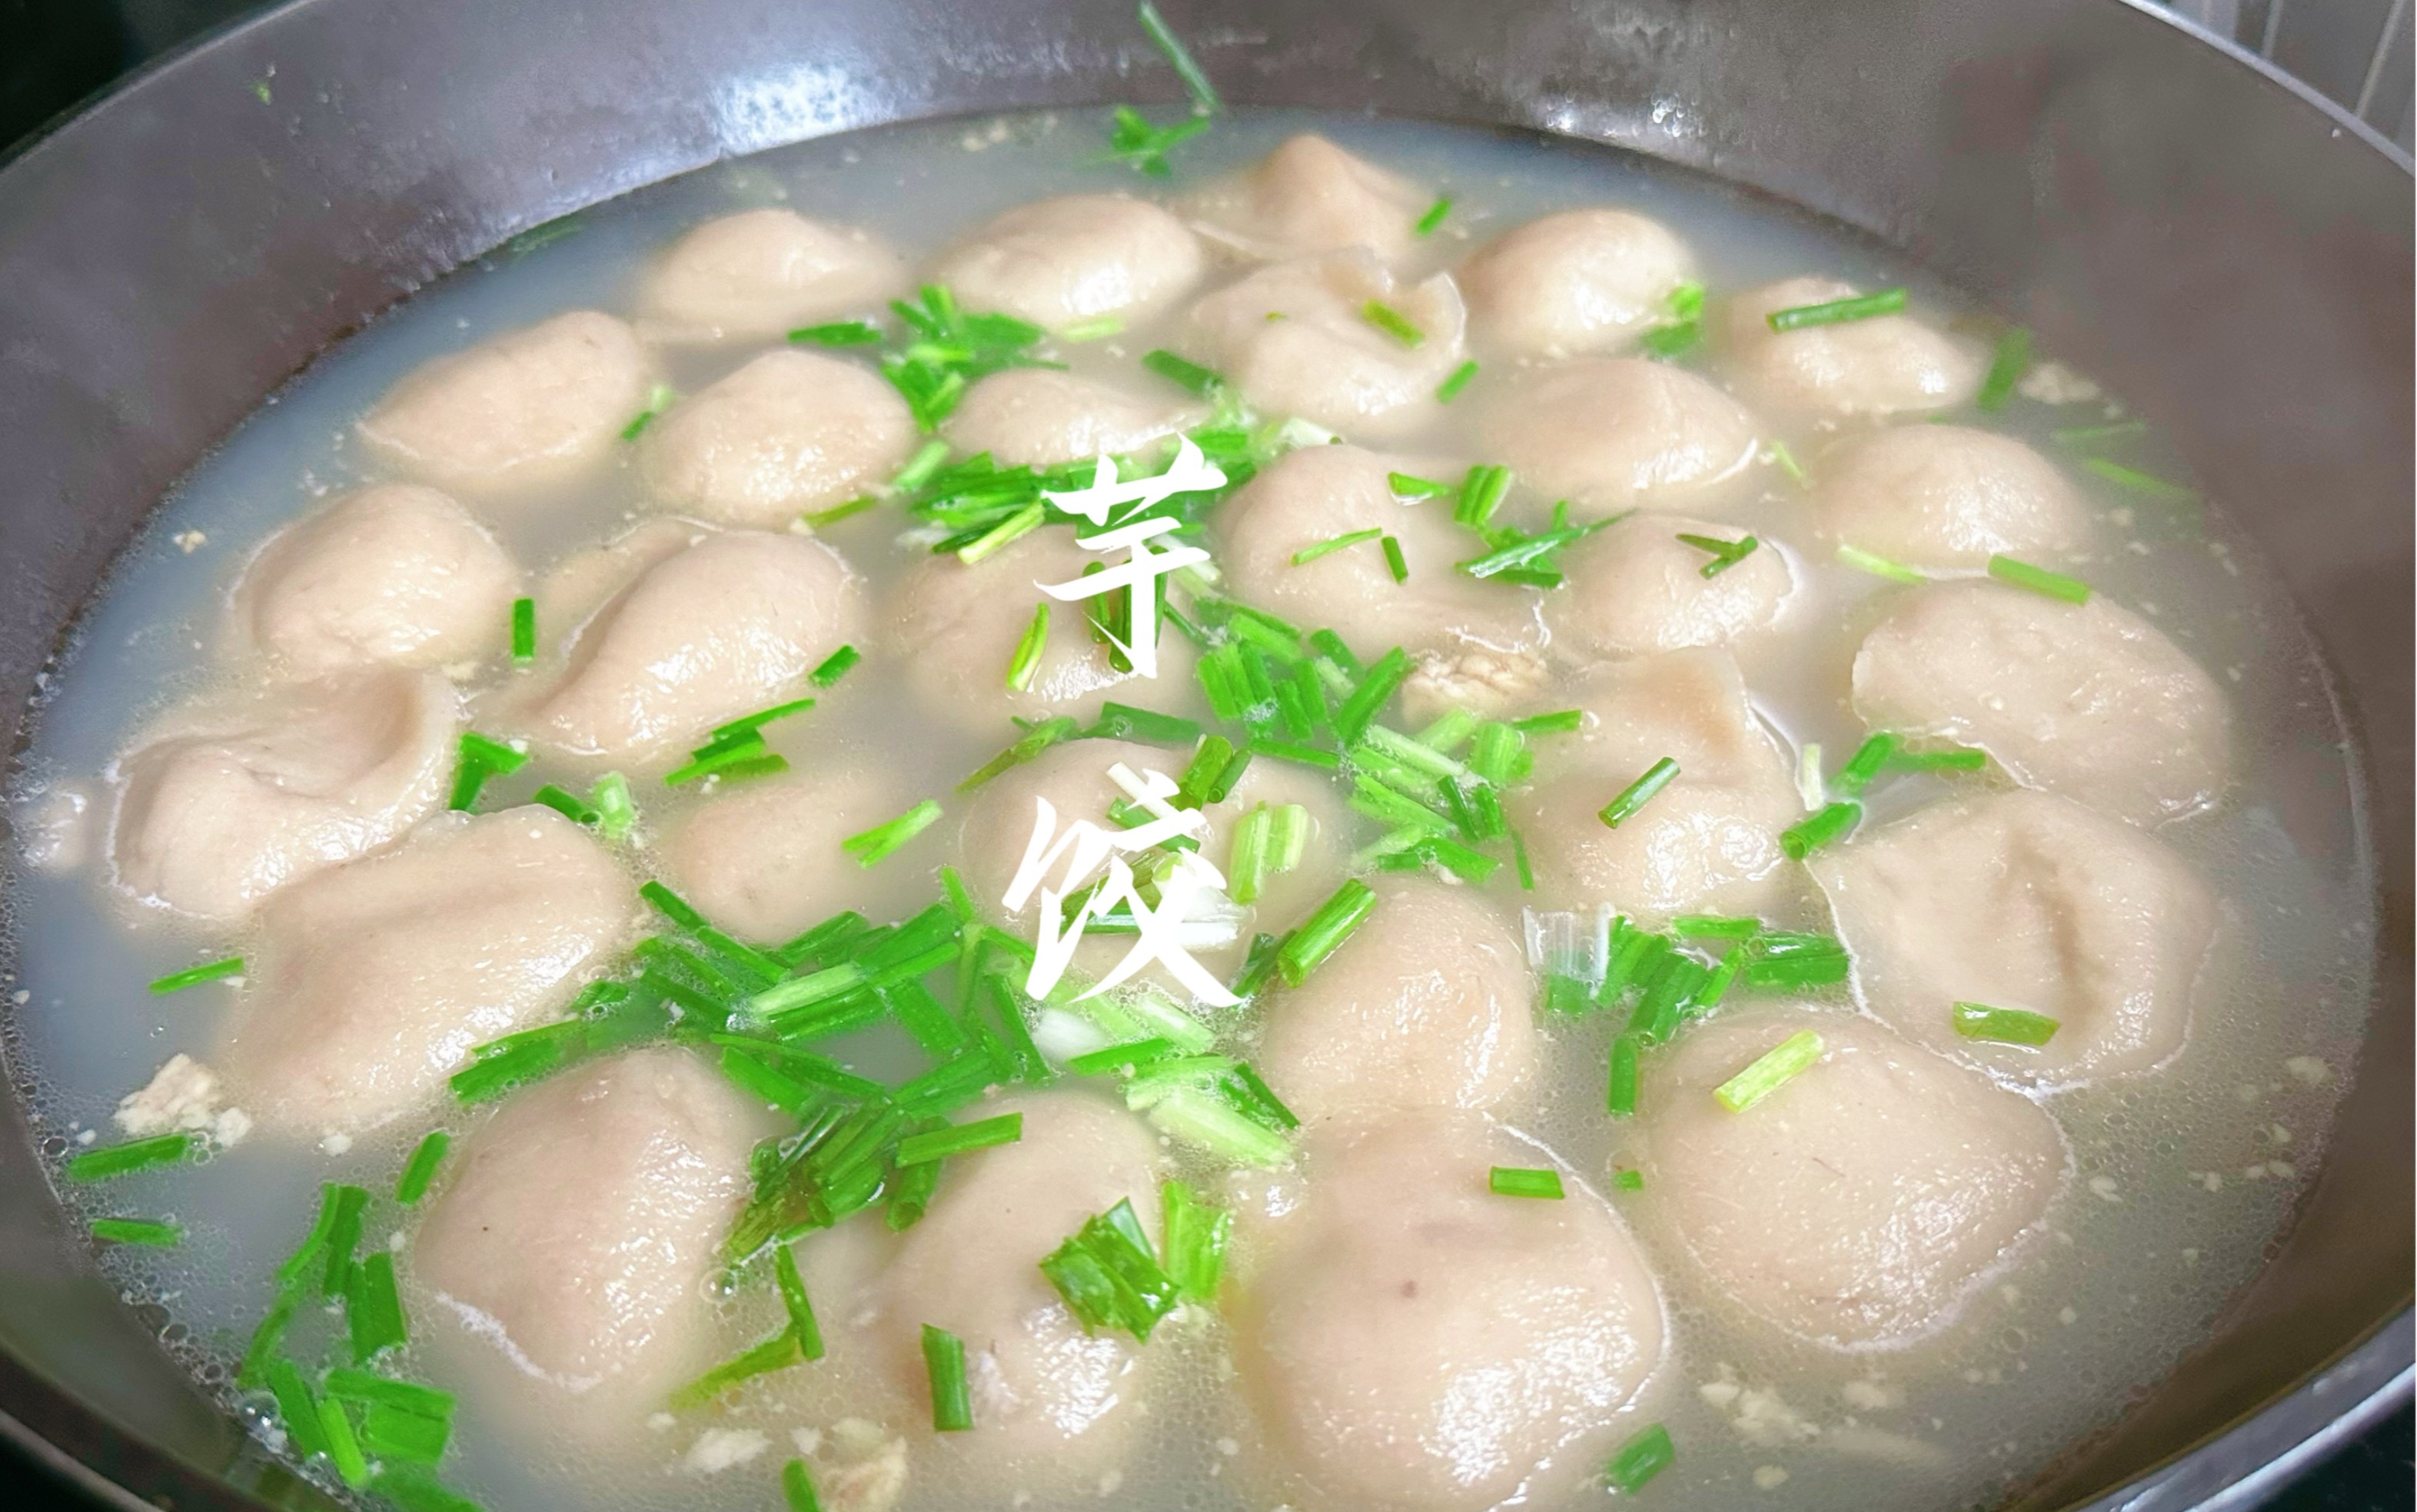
xmin=2 ymin=96 xmax=2375 ymax=1512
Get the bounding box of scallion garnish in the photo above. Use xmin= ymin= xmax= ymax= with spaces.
xmin=446 ymin=731 xmax=529 ymax=811
xmin=1766 ymin=286 xmax=1907 ymax=331
xmin=1292 ymin=527 xmax=1385 ymax=566
xmin=618 ymin=382 xmax=678 ymax=441
xmin=1041 ymin=1197 xmax=1184 ymax=1340
xmin=1598 ymin=757 xmax=1679 ymax=829
xmin=789 ymin=321 xmax=883 ymax=347
xmin=889 ymin=438 xmax=951 ymax=496
xmin=1414 ymin=194 xmax=1453 ymax=235
xmin=1059 ymin=314 xmax=1125 ymax=344
xmin=1488 ymin=1166 xmax=1565 ymax=1200
xmin=1953 ymin=1001 xmax=2061 ymax=1046
xmin=1380 ymin=534 xmax=1410 ymax=583
xmin=670 ymin=1329 xmax=809 ymax=1411
xmin=1135 ymin=0 xmax=1222 ymax=112
xmin=1275 ymin=879 xmax=1377 ymax=987
xmin=782 ymin=1459 xmax=823 ymax=1512
xmin=1887 ymin=742 xmax=1989 ymax=773
xmin=1103 ymin=104 xmax=1212 ymax=178
xmin=1637 ymin=281 xmax=1707 ymax=359
xmin=841 ymin=799 xmax=943 ymax=868
xmin=894 ymin=1112 xmax=1023 ymax=1165
xmin=1435 ymin=357 xmax=1480 ymax=402
xmin=1001 ymin=601 xmax=1052 ymax=693
xmin=775 ymin=1241 xmax=826 ymax=1361
xmin=1832 ymin=732 xmax=1897 ymax=796
xmin=148 ymin=955 xmax=243 ymax=993
xmin=803 ymin=494 xmax=879 ymax=529
xmin=1675 ymin=532 xmax=1759 ymax=578
xmin=809 ymin=645 xmax=861 ymax=687
xmin=1388 ymin=470 xmax=1453 ymax=498
xmin=590 ymin=772 xmax=636 ymax=840
xmin=1605 ymin=1032 xmax=1643 ymax=1118
xmin=347 ymin=1250 xmax=409 ymax=1364
xmin=319 ymin=1391 xmax=371 ymax=1487
xmin=1606 ymin=1422 xmax=1677 ymax=1493
xmin=1453 ymin=463 xmax=1514 ymax=533
xmin=65 ymin=1132 xmax=193 ymax=1182
xmin=91 ymin=1217 xmax=181 ymax=1247
xmin=1227 ymin=804 xmax=1274 ymax=906
xmin=922 ymin=1324 xmax=974 ymax=1430
xmin=1836 ymin=543 xmax=1925 ymax=584
xmin=959 ymin=715 xmax=1079 ymax=790
xmin=1988 ymin=553 xmax=2092 ymax=604
xmin=1332 ymin=646 xmax=1415 ymax=745
xmin=510 ymin=596 xmax=536 ymax=666
xmin=2054 ymin=417 xmax=2150 ymax=450
xmin=530 ymin=783 xmax=599 ymax=826
xmin=1738 ymin=931 xmax=1851 ymax=992
xmin=1977 ymin=326 xmax=2032 ymax=411
xmin=1780 ymin=799 xmax=1860 ymax=860
xmin=1358 ymin=300 xmax=1424 ymax=347
xmin=1611 ymin=1168 xmax=1645 ymax=1191
xmin=1142 ymin=348 xmax=1223 ymax=397
xmin=1714 ymin=1030 xmax=1825 ymax=1112
xmin=395 ymin=1131 xmax=449 ymax=1205
xmin=1159 ymin=1178 xmax=1230 ymax=1304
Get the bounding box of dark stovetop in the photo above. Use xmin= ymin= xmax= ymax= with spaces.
xmin=0 ymin=1 xmax=2409 ymax=1509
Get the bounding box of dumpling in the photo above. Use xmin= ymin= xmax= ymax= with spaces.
xmin=1548 ymin=512 xmax=1792 ymax=661
xmin=228 ymin=484 xmax=520 ymax=680
xmin=1512 ymin=649 xmax=1801 ymax=924
xmin=929 ymin=194 xmax=1204 ymax=332
xmin=1850 ymin=580 xmax=2231 ymax=825
xmin=639 ymin=350 xmax=916 ymax=527
xmin=1721 ymin=277 xmax=1983 ymax=418
xmin=943 ymin=369 xmax=1202 ymax=467
xmin=532 ymin=517 xmax=706 ymax=653
xmin=863 ymin=1093 xmax=1162 ymax=1470
xmin=357 ymin=311 xmax=650 ymax=497
xmin=529 ymin=530 xmax=865 ymax=766
xmin=655 ymin=763 xmax=905 ymax=944
xmin=1179 ymin=250 xmax=1468 ymax=440
xmin=412 ymin=1048 xmax=765 ymax=1444
xmin=108 ymin=668 xmax=457 ymax=923
xmin=1472 ymin=357 xmax=1759 ymax=518
xmin=1182 ymin=134 xmax=1432 ymax=264
xmin=636 ymin=208 xmax=906 ymax=344
xmin=1810 ymin=425 xmax=2089 ymax=570
xmin=1235 ymin=1112 xmax=1664 ymax=1512
xmin=1255 ymin=877 xmax=1534 ymax=1128
xmin=1631 ymin=1007 xmax=2065 ymax=1348
xmin=1457 ymin=209 xmax=1697 ymax=358
xmin=1814 ymin=790 xmax=2218 ymax=1083
xmin=219 ymin=806 xmax=634 ymax=1136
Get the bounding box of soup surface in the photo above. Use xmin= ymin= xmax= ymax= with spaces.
xmin=2 ymin=100 xmax=2377 ymax=1512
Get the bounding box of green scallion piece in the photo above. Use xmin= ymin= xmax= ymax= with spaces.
xmin=1332 ymin=646 xmax=1415 ymax=745
xmin=895 ymin=1112 xmax=1024 ymax=1165
xmin=2081 ymin=455 xmax=2197 ymax=502
xmin=1836 ymin=543 xmax=1924 ymax=584
xmin=148 ymin=956 xmax=243 ymax=994
xmin=1039 ymin=1197 xmax=1185 ymax=1339
xmin=2054 ymin=417 xmax=2149 ymax=449
xmin=1415 ymin=194 xmax=1453 ymax=234
xmin=510 ymin=596 xmax=536 ymax=666
xmin=1381 ymin=534 xmax=1409 ymax=583
xmin=267 ymin=1361 xmax=331 ymax=1461
xmin=809 ymin=645 xmax=861 ymax=687
xmin=1977 ymin=326 xmax=2032 ymax=411
xmin=1780 ymin=799 xmax=1860 ymax=860
xmin=318 ymin=1392 xmax=371 ymax=1487
xmin=1142 ymin=348 xmax=1223 ymax=397
xmin=1953 ymin=1001 xmax=2061 ymax=1046
xmin=639 ymin=880 xmax=711 ymax=932
xmin=1714 ymin=1030 xmax=1825 ymax=1112
xmin=790 ymin=321 xmax=883 ymax=347
xmin=1488 ymin=1166 xmax=1565 ymax=1200
xmin=1671 ymin=915 xmax=1760 ymax=939
xmin=1766 ymin=286 xmax=1907 ymax=331
xmin=65 ymin=1132 xmax=193 ymax=1182
xmin=670 ymin=1329 xmax=806 ymax=1411
xmin=1360 ymin=299 xmax=1425 ymax=347
xmin=1069 ymin=1038 xmax=1178 ymax=1076
xmin=1598 ymin=757 xmax=1680 ymax=829
xmin=1454 ymin=463 xmax=1514 ymax=532
xmin=356 ymin=1401 xmax=450 ymax=1466
xmin=446 ymin=731 xmax=530 ymax=811
xmin=1611 ymin=1168 xmax=1645 ymax=1192
xmin=395 ymin=1131 xmax=449 ymax=1205
xmin=347 ymin=1250 xmax=409 ymax=1364
xmin=803 ymin=494 xmax=879 ymax=529
xmin=1228 ymin=804 xmax=1273 ymax=906
xmin=776 ymin=1241 xmax=826 ymax=1361
xmin=922 ymin=1324 xmax=974 ymax=1431
xmin=1087 ymin=703 xmax=1200 ymax=746
xmin=958 ymin=715 xmax=1080 ymax=791
xmin=1607 ymin=1032 xmax=1644 ymax=1118
xmin=529 ymin=783 xmax=598 ymax=826
xmin=90 ymin=1217 xmax=181 ymax=1247
xmin=1292 ymin=527 xmax=1385 ymax=566
xmin=1987 ymin=553 xmax=2091 ymax=604
xmin=1059 ymin=314 xmax=1125 ymax=343
xmin=1388 ymin=471 xmax=1453 ymax=498
xmin=590 ymin=772 xmax=636 ymax=840
xmin=1136 ymin=0 xmax=1222 ymax=113
xmin=1606 ymin=1422 xmax=1676 ymax=1493
xmin=889 ymin=438 xmax=950 ymax=493
xmin=1674 ymin=532 xmax=1759 ymax=579
xmin=783 ymin=1458 xmax=824 ymax=1512
xmin=1765 ymin=439 xmax=1809 ymax=487
xmin=1247 ymin=737 xmax=1340 ymax=772
xmin=956 ymin=500 xmax=1046 ymax=563
xmin=1006 ymin=602 xmax=1050 ymax=691
xmin=1160 ymin=1178 xmax=1230 ymax=1304
xmin=1508 ymin=709 xmax=1583 ymax=736
xmin=1435 ymin=358 xmax=1480 ymax=403
xmin=1833 ymin=732 xmax=1898 ymax=797
xmin=1887 ymin=743 xmax=1990 ymax=773
xmin=841 ymin=799 xmax=943 ymax=868
xmin=1275 ymin=880 xmax=1376 ymax=987
xmin=618 ymin=382 xmax=677 ymax=442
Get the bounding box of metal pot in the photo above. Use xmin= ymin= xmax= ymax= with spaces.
xmin=0 ymin=1 xmax=2405 ymax=1507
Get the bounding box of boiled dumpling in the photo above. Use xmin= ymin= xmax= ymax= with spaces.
xmin=532 ymin=517 xmax=706 ymax=653
xmin=219 ymin=806 xmax=634 ymax=1135
xmin=412 ymin=1048 xmax=765 ymax=1443
xmin=1631 ymin=1007 xmax=2065 ymax=1348
xmin=1182 ymin=134 xmax=1432 ymax=264
xmin=656 ymin=762 xmax=906 ymax=944
xmin=228 ymin=484 xmax=520 ymax=680
xmin=1850 ymin=580 xmax=2232 ymax=825
xmin=1235 ymin=1112 xmax=1664 ymax=1512
xmin=357 ymin=311 xmax=650 ymax=497
xmin=1810 ymin=424 xmax=2088 ymax=570
xmin=108 ymin=668 xmax=457 ymax=922
xmin=1458 ymin=208 xmax=1697 ymax=358
xmin=636 ymin=208 xmax=906 ymax=344
xmin=1814 ymin=790 xmax=2218 ymax=1082
xmin=639 ymin=350 xmax=916 ymax=527
xmin=1255 ymin=877 xmax=1534 ymax=1128
xmin=929 ymin=194 xmax=1204 ymax=333
xmin=1512 ymin=648 xmax=1801 ymax=924
xmin=1722 ymin=277 xmax=1983 ymax=418
xmin=1473 ymin=357 xmax=1759 ymax=518
xmin=1179 ymin=250 xmax=1468 ymax=440
xmin=1548 ymin=513 xmax=1792 ymax=661
xmin=529 ymin=529 xmax=865 ymax=766
xmin=943 ymin=369 xmax=1202 ymax=467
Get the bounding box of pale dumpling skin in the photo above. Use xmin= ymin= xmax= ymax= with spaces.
xmin=1548 ymin=512 xmax=1793 ymax=661
xmin=1814 ymin=790 xmax=2219 ymax=1083
xmin=530 ymin=529 xmax=865 ymax=766
xmin=1722 ymin=276 xmax=1984 ymax=418
xmin=639 ymin=349 xmax=916 ymax=526
xmin=1255 ymin=876 xmax=1534 ymax=1128
xmin=1851 ymin=580 xmax=2232 ymax=825
xmin=412 ymin=1048 xmax=766 ymax=1442
xmin=929 ymin=194 xmax=1205 ymax=332
xmin=531 ymin=517 xmax=704 ymax=653
xmin=1474 ymin=357 xmax=1760 ymax=518
xmin=943 ymin=368 xmax=1202 ymax=467
xmin=1183 ymin=134 xmax=1431 ymax=264
xmin=656 ymin=763 xmax=903 ymax=944
xmin=1514 ymin=648 xmax=1801 ymax=924
xmin=1458 ymin=208 xmax=1697 ymax=357
xmin=357 ymin=311 xmax=650 ymax=496
xmin=1180 ymin=250 xmax=1469 ymax=439
xmin=1235 ymin=1112 xmax=1664 ymax=1512
xmin=1810 ymin=424 xmax=2089 ymax=570
xmin=865 ymin=1093 xmax=1162 ymax=1467
xmin=108 ymin=667 xmax=457 ymax=922
xmin=1632 ymin=1007 xmax=2065 ymax=1348
xmin=228 ymin=484 xmax=520 ymax=680
xmin=636 ymin=208 xmax=906 ymax=344
xmin=219 ymin=807 xmax=634 ymax=1135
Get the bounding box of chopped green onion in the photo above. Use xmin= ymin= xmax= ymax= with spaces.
xmin=670 ymin=1329 xmax=806 ymax=1410
xmin=1135 ymin=0 xmax=1222 ymax=113
xmin=895 ymin=1112 xmax=1024 ymax=1165
xmin=1488 ymin=1166 xmax=1565 ymax=1199
xmin=889 ymin=438 xmax=951 ymax=493
xmin=922 ymin=1324 xmax=973 ymax=1430
xmin=2053 ymin=417 xmax=2150 ymax=450
xmin=1467 ymin=720 xmax=1530 ymax=785
xmin=590 ymin=772 xmax=636 ymax=841
xmin=1415 ymin=194 xmax=1453 ymax=234
xmin=1833 ymin=733 xmax=1898 ymax=796
xmin=783 ymin=1458 xmax=823 ymax=1512
xmin=1059 ymin=314 xmax=1125 ymax=343
xmin=1766 ymin=286 xmax=1907 ymax=331
xmin=1987 ymin=554 xmax=2091 ymax=604
xmin=1435 ymin=358 xmax=1480 ymax=403
xmin=148 ymin=956 xmax=243 ymax=993
xmin=1360 ymin=300 xmax=1424 ymax=347
xmin=1332 ymin=646 xmax=1415 ymax=745
xmin=1139 ymin=1083 xmax=1294 ymax=1166
xmin=1714 ymin=1030 xmax=1825 ymax=1112
xmin=1671 ymin=915 xmax=1760 ymax=939
xmin=1275 ymin=880 xmax=1377 ymax=987
xmin=65 ymin=1132 xmax=193 ymax=1182
xmin=1102 ymin=105 xmax=1210 ymax=179
xmin=1674 ymin=532 xmax=1759 ymax=578
xmin=1228 ymin=805 xmax=1273 ymax=906
xmin=809 ymin=645 xmax=861 ymax=687
xmin=347 ymin=1251 xmax=409 ymax=1364
xmin=1380 ymin=535 xmax=1410 ymax=583
xmin=1606 ymin=1422 xmax=1677 ymax=1494
xmin=395 ymin=1131 xmax=449 ymax=1205
xmin=510 ymin=597 xmax=536 ymax=665
xmin=1069 ymin=1038 xmax=1178 ymax=1076
xmin=318 ymin=1392 xmax=371 ymax=1487
xmin=841 ymin=800 xmax=943 ymax=868
xmin=1086 ymin=703 xmax=1200 ymax=746
xmin=1780 ymin=799 xmax=1860 ymax=860
xmin=1040 ymin=1197 xmax=1184 ymax=1341
xmin=776 ymin=1241 xmax=826 ymax=1361
xmin=1160 ymin=1178 xmax=1230 ymax=1303
xmin=2081 ymin=455 xmax=2197 ymax=503
xmin=959 ymin=715 xmax=1080 ymax=790
xmin=1887 ymin=742 xmax=1989 ymax=773
xmin=803 ymin=494 xmax=880 ymax=529
xmin=1006 ymin=602 xmax=1050 ymax=691
xmin=1611 ymin=1168 xmax=1645 ymax=1192
xmin=956 ymin=500 xmax=1046 ymax=563
xmin=1638 ymin=281 xmax=1707 ymax=359
xmin=1976 ymin=326 xmax=2032 ymax=411
xmin=529 ymin=783 xmax=598 ymax=826
xmin=1598 ymin=757 xmax=1680 ymax=829
xmin=90 ymin=1217 xmax=181 ymax=1247
xmin=446 ymin=731 xmax=530 ymax=811
xmin=1953 ymin=1001 xmax=2061 ymax=1046
xmin=1509 ymin=709 xmax=1583 ymax=736
xmin=640 ymin=879 xmax=710 ymax=932
xmin=618 ymin=382 xmax=679 ymax=442
xmin=790 ymin=321 xmax=883 ymax=347
xmin=1142 ymin=348 xmax=1223 ymax=396
xmin=1836 ymin=543 xmax=1925 ymax=584
xmin=1740 ymin=932 xmax=1851 ymax=992
xmin=1388 ymin=470 xmax=1454 ymax=498
xmin=1607 ymin=1033 xmax=1643 ymax=1118
xmin=1248 ymin=737 xmax=1340 ymax=771
xmin=321 ymin=1369 xmax=453 ymax=1421
xmin=1765 ymin=439 xmax=1809 ymax=487
xmin=1292 ymin=527 xmax=1385 ymax=566
xmin=356 ymin=1401 xmax=450 ymax=1466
